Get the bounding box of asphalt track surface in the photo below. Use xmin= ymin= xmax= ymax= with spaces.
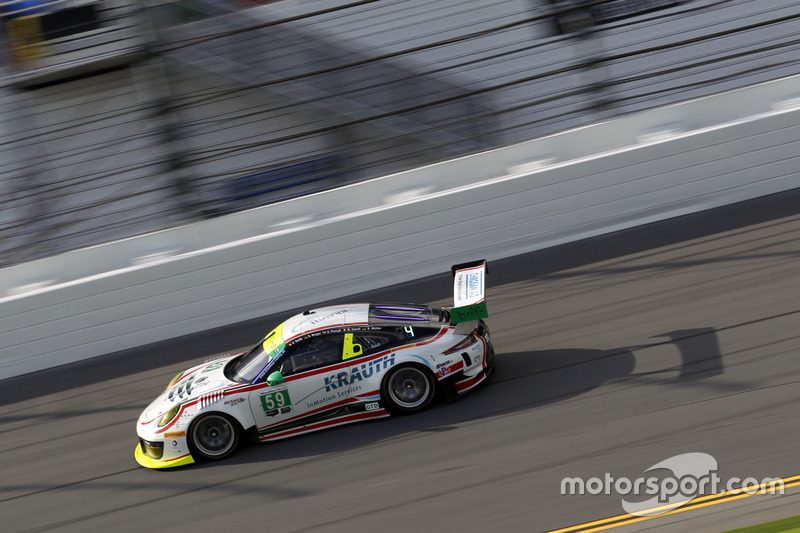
xmin=2 ymin=189 xmax=800 ymax=533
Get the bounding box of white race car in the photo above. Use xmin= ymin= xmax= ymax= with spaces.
xmin=135 ymin=261 xmax=493 ymax=468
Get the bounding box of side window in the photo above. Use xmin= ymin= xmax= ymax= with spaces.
xmin=345 ymin=327 xmax=442 ymax=359
xmin=275 ymin=353 xmax=293 ymax=376
xmin=353 ymin=332 xmax=395 ymax=356
xmin=391 ymin=326 xmax=440 ymax=343
xmin=283 ymin=334 xmax=343 ymax=375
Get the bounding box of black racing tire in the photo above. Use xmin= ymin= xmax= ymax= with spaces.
xmin=484 ymin=347 xmax=497 ymax=383
xmin=381 ymin=364 xmax=436 ymax=415
xmin=188 ymin=413 xmax=241 ymax=461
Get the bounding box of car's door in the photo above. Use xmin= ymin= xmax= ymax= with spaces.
xmin=249 ymin=332 xmax=346 ymax=435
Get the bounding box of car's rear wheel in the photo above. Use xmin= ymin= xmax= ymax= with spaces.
xmin=382 ymin=364 xmax=436 ymax=414
xmin=485 ymin=346 xmax=496 ymax=382
xmin=188 ymin=413 xmax=240 ymax=461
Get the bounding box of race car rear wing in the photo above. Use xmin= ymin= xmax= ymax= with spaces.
xmin=448 ymin=259 xmax=488 ymax=330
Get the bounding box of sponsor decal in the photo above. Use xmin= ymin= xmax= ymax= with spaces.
xmin=306 ymin=394 xmax=337 ymax=409
xmin=324 ymin=354 xmax=396 ymax=392
xmin=202 ymin=361 xmax=226 ymax=373
xmin=182 ymin=376 xmax=209 ymax=397
xmin=224 ymin=397 xmax=245 ymax=406
xmin=292 ymin=309 xmax=348 ymax=333
xmin=164 ymin=431 xmax=186 ymax=438
xmin=307 ymin=309 xmax=346 ymax=326
xmin=169 ymin=375 xmax=208 ymax=399
xmin=436 ymin=360 xmax=463 ymax=378
xmin=364 ymin=402 xmax=380 ymax=411
xmin=450 ymin=302 xmax=488 ymax=324
xmin=453 ymin=263 xmax=485 ymax=307
xmin=305 ymin=384 xmax=364 ymax=409
xmin=452 ymin=261 xmax=488 ymax=324
xmin=326 ymin=326 xmax=382 ymax=334
xmin=259 ymin=388 xmax=292 ymax=417
xmin=171 ymin=440 xmax=179 ymax=447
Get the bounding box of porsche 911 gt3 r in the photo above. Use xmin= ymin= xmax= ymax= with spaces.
xmin=135 ymin=260 xmax=493 ymax=468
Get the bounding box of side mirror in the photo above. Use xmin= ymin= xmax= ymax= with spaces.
xmin=266 ymin=371 xmax=284 ymax=386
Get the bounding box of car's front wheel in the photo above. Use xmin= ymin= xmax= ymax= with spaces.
xmin=382 ymin=364 xmax=436 ymax=414
xmin=188 ymin=413 xmax=240 ymax=461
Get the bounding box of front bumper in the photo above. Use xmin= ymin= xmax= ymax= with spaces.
xmin=134 ymin=443 xmax=195 ymax=469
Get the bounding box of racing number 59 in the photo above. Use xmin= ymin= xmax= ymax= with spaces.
xmin=260 ymin=390 xmax=290 ymax=412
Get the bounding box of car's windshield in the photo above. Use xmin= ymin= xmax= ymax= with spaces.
xmin=226 ymin=323 xmax=286 ymax=383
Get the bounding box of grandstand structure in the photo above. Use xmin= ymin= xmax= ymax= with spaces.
xmin=1 ymin=0 xmax=799 ymax=266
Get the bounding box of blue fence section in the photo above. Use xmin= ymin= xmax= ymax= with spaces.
xmin=206 ymin=155 xmax=340 ymax=215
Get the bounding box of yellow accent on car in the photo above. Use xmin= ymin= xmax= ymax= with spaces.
xmin=342 ymin=333 xmax=363 ymax=360
xmin=157 ymin=404 xmax=180 ymax=427
xmin=262 ymin=322 xmax=285 ymax=356
xmin=165 ymin=371 xmax=184 ymax=390
xmin=134 ymin=444 xmax=195 ymax=469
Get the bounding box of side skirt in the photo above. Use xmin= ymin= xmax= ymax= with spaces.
xmin=258 ymin=407 xmax=389 ymax=442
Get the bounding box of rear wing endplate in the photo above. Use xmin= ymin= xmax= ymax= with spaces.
xmin=449 ymin=259 xmax=488 ymax=326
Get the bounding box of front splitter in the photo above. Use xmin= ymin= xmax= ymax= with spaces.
xmin=134 ymin=443 xmax=195 ymax=469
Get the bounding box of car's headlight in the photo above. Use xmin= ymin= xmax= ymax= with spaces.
xmin=158 ymin=404 xmax=181 ymax=427
xmin=165 ymin=371 xmax=184 ymax=391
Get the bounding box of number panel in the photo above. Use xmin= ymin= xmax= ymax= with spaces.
xmin=258 ymin=389 xmax=292 ymax=416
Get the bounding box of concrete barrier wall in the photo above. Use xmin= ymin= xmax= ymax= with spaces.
xmin=2 ymin=76 xmax=800 ymax=379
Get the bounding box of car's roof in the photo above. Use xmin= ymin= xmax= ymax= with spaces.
xmin=281 ymin=303 xmax=370 ymax=339
xmin=276 ymin=303 xmax=443 ymax=342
